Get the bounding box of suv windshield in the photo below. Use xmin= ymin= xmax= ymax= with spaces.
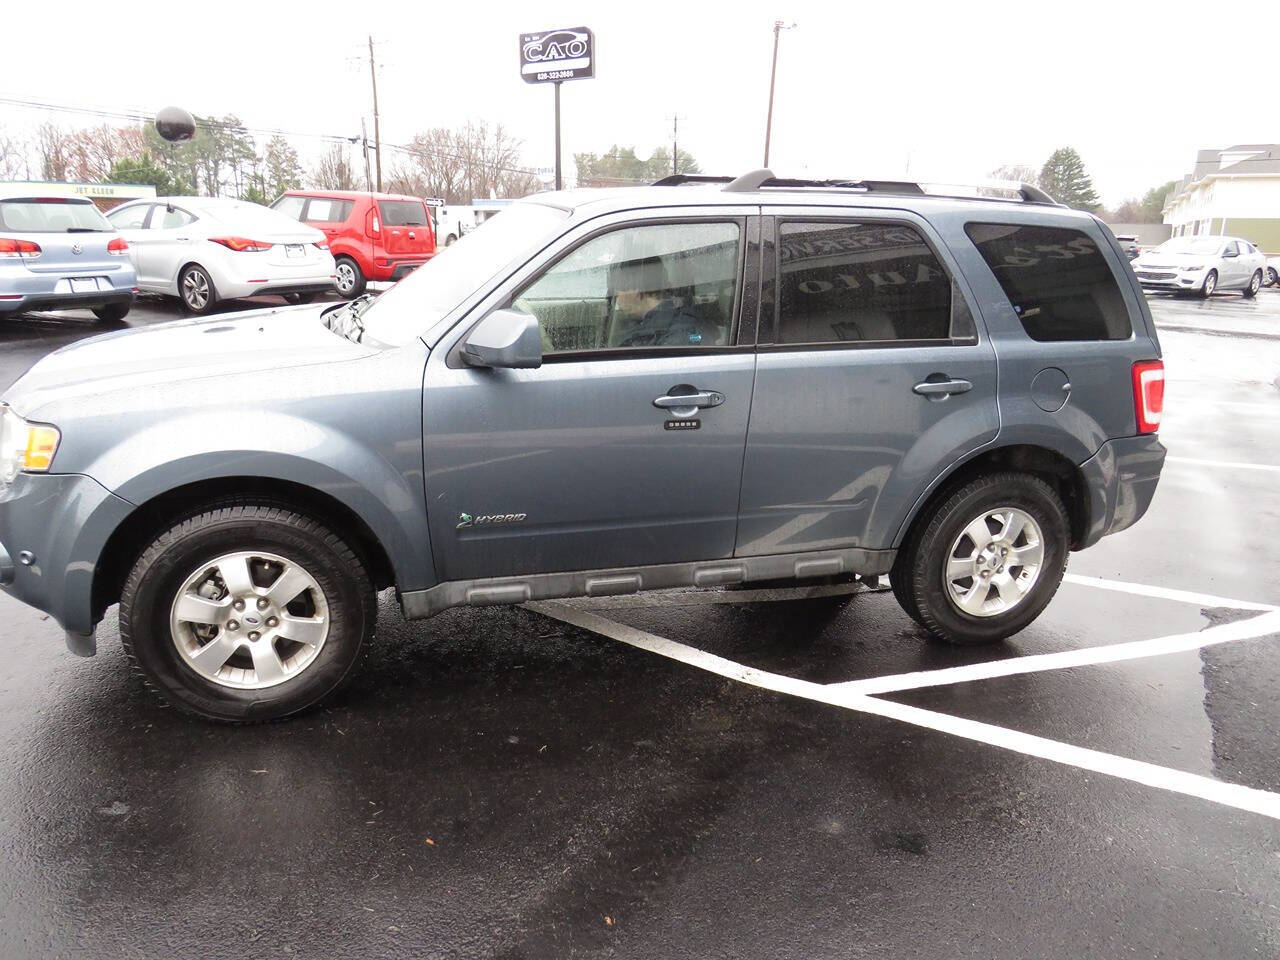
xmin=360 ymin=202 xmax=569 ymax=346
xmin=0 ymin=198 xmax=112 ymax=232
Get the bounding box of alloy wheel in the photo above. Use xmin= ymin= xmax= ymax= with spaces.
xmin=169 ymin=550 xmax=330 ymax=689
xmin=183 ymin=270 xmax=210 ymax=310
xmin=943 ymin=507 xmax=1045 ymax=617
xmin=336 ymin=262 xmax=356 ymax=295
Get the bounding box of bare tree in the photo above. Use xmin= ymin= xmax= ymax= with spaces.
xmin=61 ymin=125 xmax=145 ymax=182
xmin=35 ymin=122 xmax=72 ymax=181
xmin=988 ymin=164 xmax=1040 ymax=186
xmin=311 ymin=144 xmax=357 ymax=190
xmin=391 ymin=122 xmax=539 ymax=203
xmin=0 ymin=133 xmax=30 ymax=180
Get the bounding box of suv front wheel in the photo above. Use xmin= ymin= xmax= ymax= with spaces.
xmin=119 ymin=502 xmax=376 ymax=722
xmin=892 ymin=473 xmax=1069 ymax=645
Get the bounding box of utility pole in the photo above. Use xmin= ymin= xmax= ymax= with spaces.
xmin=763 ymin=21 xmax=795 ymax=168
xmin=669 ymin=114 xmax=685 ymax=176
xmin=368 ymin=35 xmax=382 ymax=192
xmin=361 ymin=118 xmax=373 ymax=191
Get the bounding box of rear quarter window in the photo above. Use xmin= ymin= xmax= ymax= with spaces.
xmin=965 ymin=223 xmax=1132 ymax=342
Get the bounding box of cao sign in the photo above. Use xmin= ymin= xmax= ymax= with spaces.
xmin=520 ymin=27 xmax=595 ymax=83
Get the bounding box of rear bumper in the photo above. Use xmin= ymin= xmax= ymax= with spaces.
xmin=0 ymin=288 xmax=135 ymax=315
xmin=371 ymin=256 xmax=434 ymax=282
xmin=245 ymin=280 xmax=337 ymax=298
xmin=0 ymin=472 xmax=135 ymax=651
xmin=1076 ymin=434 xmax=1166 ymax=549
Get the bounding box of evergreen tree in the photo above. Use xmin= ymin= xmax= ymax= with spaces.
xmin=1038 ymin=147 xmax=1101 ymax=211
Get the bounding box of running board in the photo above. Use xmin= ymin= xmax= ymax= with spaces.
xmin=399 ymin=547 xmax=895 ymax=620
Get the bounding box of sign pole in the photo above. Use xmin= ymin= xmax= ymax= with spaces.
xmin=554 ymin=81 xmax=562 ymax=191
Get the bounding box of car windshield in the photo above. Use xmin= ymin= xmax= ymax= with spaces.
xmin=0 ymin=198 xmax=112 ymax=232
xmin=1155 ymin=237 xmax=1225 ymax=256
xmin=360 ymin=202 xmax=570 ymax=347
xmin=195 ymin=200 xmax=302 ymax=232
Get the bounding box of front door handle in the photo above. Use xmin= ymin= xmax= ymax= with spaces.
xmin=912 ymin=378 xmax=972 ymax=398
xmin=653 ymin=391 xmax=725 ymax=410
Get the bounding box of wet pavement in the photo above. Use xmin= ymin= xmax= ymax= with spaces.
xmin=1 ymin=290 xmax=1279 ymax=958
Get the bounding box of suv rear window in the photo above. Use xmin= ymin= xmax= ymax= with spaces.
xmin=379 ymin=200 xmax=429 ymax=227
xmin=965 ymin=223 xmax=1132 ymax=342
xmin=0 ymin=198 xmax=112 ymax=233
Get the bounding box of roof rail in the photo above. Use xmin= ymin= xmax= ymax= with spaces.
xmin=700 ymin=169 xmax=1059 ymax=205
xmin=650 ymin=173 xmax=735 ymax=187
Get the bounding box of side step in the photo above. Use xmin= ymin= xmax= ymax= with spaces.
xmin=400 ymin=547 xmax=895 ymax=620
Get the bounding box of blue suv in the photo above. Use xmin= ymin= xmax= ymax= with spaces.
xmin=0 ymin=170 xmax=1165 ymax=722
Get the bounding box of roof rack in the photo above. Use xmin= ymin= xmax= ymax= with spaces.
xmin=665 ymin=168 xmax=1059 ymax=205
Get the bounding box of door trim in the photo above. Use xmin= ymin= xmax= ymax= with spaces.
xmin=400 ymin=544 xmax=895 ymax=619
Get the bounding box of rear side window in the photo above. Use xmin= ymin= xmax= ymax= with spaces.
xmin=776 ymin=220 xmax=965 ymax=344
xmin=966 ymin=223 xmax=1132 ymax=341
xmin=379 ymin=200 xmax=429 ymax=227
xmin=0 ymin=198 xmax=112 ymax=233
xmin=107 ymin=204 xmax=151 ymax=230
xmin=304 ymin=198 xmax=354 ymax=223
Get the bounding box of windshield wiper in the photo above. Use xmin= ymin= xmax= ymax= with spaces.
xmin=65 ymin=227 xmax=106 ymax=233
xmin=324 ymin=294 xmax=376 ymax=343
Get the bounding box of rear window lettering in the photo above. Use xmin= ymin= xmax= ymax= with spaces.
xmin=775 ymin=220 xmax=962 ymax=345
xmin=965 ymin=223 xmax=1133 ymax=342
xmin=379 ymin=200 xmax=429 ymax=227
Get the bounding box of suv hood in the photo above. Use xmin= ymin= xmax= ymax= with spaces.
xmin=3 ymin=304 xmax=377 ymax=418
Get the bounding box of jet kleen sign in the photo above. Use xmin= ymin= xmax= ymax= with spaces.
xmin=520 ymin=27 xmax=595 ymax=83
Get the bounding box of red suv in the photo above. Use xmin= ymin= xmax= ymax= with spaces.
xmin=271 ymin=190 xmax=436 ymax=298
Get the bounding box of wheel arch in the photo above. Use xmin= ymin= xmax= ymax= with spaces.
xmin=893 ymin=443 xmax=1090 ymax=553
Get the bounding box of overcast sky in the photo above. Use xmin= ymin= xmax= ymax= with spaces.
xmin=2 ymin=0 xmax=1273 ymax=205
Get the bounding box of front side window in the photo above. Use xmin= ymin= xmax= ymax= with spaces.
xmin=514 ymin=222 xmax=741 ymax=354
xmin=776 ymin=221 xmax=957 ymax=344
xmin=966 ymin=223 xmax=1132 ymax=342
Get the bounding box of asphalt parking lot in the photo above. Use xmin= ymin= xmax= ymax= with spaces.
xmin=2 ymin=289 xmax=1279 ymax=958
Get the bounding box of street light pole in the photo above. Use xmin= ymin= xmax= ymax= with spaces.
xmin=763 ymin=20 xmax=795 ymax=168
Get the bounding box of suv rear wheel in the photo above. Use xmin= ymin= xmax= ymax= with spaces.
xmin=119 ymin=503 xmax=376 ymax=722
xmin=892 ymin=473 xmax=1069 ymax=645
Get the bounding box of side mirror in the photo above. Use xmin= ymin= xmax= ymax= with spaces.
xmin=461 ymin=307 xmax=543 ymax=369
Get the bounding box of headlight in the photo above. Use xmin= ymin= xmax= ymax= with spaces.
xmin=0 ymin=405 xmax=61 ymax=485
xmin=1180 ymin=264 xmax=1203 ymax=272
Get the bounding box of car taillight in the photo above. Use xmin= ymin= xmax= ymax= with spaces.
xmin=314 ymin=240 xmax=329 ymax=250
xmin=209 ymin=236 xmax=273 ymax=253
xmin=1132 ymin=360 xmax=1164 ymax=434
xmin=0 ymin=238 xmax=41 ymax=259
xmin=107 ymin=237 xmax=129 ymax=256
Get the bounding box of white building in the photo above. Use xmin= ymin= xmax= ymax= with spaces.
xmin=1163 ymin=145 xmax=1280 ymax=253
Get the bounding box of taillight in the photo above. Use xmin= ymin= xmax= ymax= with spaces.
xmin=107 ymin=236 xmax=129 ymax=256
xmin=313 ymin=240 xmax=329 ymax=250
xmin=0 ymin=238 xmax=42 ymax=259
xmin=209 ymin=236 xmax=273 ymax=253
xmin=1132 ymin=360 xmax=1164 ymax=434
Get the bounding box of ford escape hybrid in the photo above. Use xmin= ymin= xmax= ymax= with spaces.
xmin=0 ymin=170 xmax=1166 ymax=722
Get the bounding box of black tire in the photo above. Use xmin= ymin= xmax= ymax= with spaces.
xmin=1200 ymin=269 xmax=1217 ymax=299
xmin=284 ymin=292 xmax=319 ymax=305
xmin=119 ymin=503 xmax=376 ymax=723
xmin=894 ymin=473 xmax=1069 ymax=646
xmin=92 ymin=302 xmax=131 ymax=323
xmin=1267 ymin=266 xmax=1279 ymax=288
xmin=1243 ymin=270 xmax=1262 ymax=299
xmin=335 ymin=256 xmax=366 ymax=298
xmin=444 ymin=234 xmax=456 ymax=246
xmin=179 ymin=263 xmax=218 ymax=315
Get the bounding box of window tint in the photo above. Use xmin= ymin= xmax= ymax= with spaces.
xmin=304 ymin=198 xmax=353 ymax=223
xmin=378 ymin=200 xmax=429 ymax=227
xmin=157 ymin=207 xmax=195 ymax=229
xmin=776 ymin=221 xmax=955 ymax=344
xmin=107 ymin=204 xmax=150 ymax=230
xmin=514 ymin=222 xmax=740 ymax=354
xmin=273 ymin=195 xmax=305 ymax=220
xmin=0 ymin=198 xmax=112 ymax=233
xmin=965 ymin=223 xmax=1132 ymax=342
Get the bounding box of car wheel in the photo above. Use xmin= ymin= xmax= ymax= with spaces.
xmin=284 ymin=293 xmax=318 ymax=305
xmin=1243 ymin=270 xmax=1262 ymax=299
xmin=894 ymin=472 xmax=1069 ymax=645
xmin=92 ymin=303 xmax=130 ymax=323
xmin=1267 ymin=266 xmax=1279 ymax=288
xmin=1200 ymin=269 xmax=1217 ymax=299
xmin=444 ymin=234 xmax=456 ymax=247
xmin=335 ymin=257 xmax=366 ymax=298
xmin=179 ymin=264 xmax=218 ymax=315
xmin=119 ymin=502 xmax=376 ymax=723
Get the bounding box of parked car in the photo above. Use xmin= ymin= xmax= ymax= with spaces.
xmin=0 ymin=169 xmax=1166 ymax=722
xmin=432 ymin=203 xmax=476 ymax=247
xmin=271 ymin=190 xmax=436 ymax=298
xmin=0 ymin=190 xmax=137 ymax=322
xmin=1114 ymin=234 xmax=1140 ymax=260
xmin=1131 ymin=235 xmax=1267 ymax=298
xmin=1265 ymin=255 xmax=1279 ymax=288
xmin=105 ymin=196 xmax=336 ymax=315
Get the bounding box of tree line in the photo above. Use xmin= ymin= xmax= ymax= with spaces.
xmin=990 ymin=147 xmax=1176 ymax=224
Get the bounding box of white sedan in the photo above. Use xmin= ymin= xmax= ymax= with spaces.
xmin=1131 ymin=235 xmax=1267 ymax=299
xmin=106 ymin=197 xmax=337 ymax=315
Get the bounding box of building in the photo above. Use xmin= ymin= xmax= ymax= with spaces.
xmin=0 ymin=180 xmax=156 ymax=212
xmin=1163 ymin=145 xmax=1280 ymax=252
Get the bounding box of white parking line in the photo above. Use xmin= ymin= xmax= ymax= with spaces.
xmin=1165 ymin=455 xmax=1280 ymax=473
xmin=1062 ymin=573 xmax=1278 ymax=612
xmin=528 ymin=600 xmax=1280 ymax=821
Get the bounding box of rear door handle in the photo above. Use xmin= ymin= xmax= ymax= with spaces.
xmin=912 ymin=378 xmax=972 ymax=397
xmin=653 ymin=391 xmax=725 ymax=410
